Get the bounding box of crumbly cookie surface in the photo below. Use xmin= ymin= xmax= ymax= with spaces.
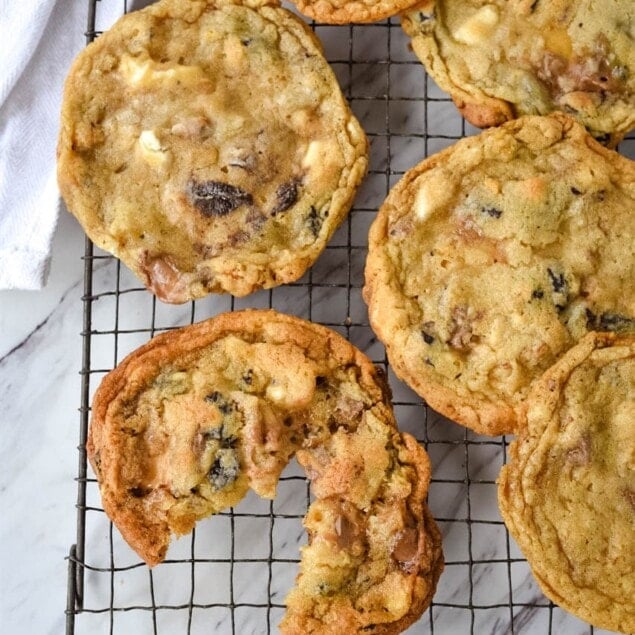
xmin=58 ymin=0 xmax=367 ymax=303
xmin=402 ymin=0 xmax=635 ymax=144
xmin=364 ymin=114 xmax=635 ymax=435
xmin=87 ymin=310 xmax=443 ymax=634
xmin=291 ymin=0 xmax=420 ymax=24
xmin=498 ymin=333 xmax=635 ymax=633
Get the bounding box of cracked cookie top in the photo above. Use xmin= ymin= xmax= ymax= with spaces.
xmin=290 ymin=0 xmax=422 ymax=24
xmin=58 ymin=0 xmax=367 ymax=302
xmin=87 ymin=310 xmax=443 ymax=634
xmin=498 ymin=332 xmax=635 ymax=633
xmin=402 ymin=0 xmax=635 ymax=144
xmin=364 ymin=113 xmax=635 ymax=435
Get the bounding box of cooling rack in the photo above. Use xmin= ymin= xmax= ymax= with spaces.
xmin=65 ymin=1 xmax=633 ymax=633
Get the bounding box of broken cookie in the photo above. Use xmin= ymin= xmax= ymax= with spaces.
xmin=87 ymin=310 xmax=443 ymax=634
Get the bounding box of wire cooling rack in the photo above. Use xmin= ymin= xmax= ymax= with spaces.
xmin=65 ymin=1 xmax=634 ymax=633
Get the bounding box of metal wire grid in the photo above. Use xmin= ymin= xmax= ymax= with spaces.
xmin=64 ymin=1 xmax=634 ymax=633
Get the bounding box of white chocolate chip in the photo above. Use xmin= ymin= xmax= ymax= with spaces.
xmin=119 ymin=56 xmax=153 ymax=85
xmin=139 ymin=130 xmax=169 ymax=166
xmin=266 ymin=384 xmax=286 ymax=404
xmin=302 ymin=140 xmax=324 ymax=170
xmin=453 ymin=5 xmax=499 ymax=45
xmin=414 ymin=173 xmax=456 ymax=221
xmin=119 ymin=55 xmax=209 ymax=88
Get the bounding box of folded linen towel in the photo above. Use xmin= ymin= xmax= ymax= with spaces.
xmin=0 ymin=0 xmax=122 ymax=289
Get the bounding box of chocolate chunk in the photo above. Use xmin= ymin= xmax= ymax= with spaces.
xmin=315 ymin=376 xmax=327 ymax=388
xmin=272 ymin=180 xmax=299 ymax=215
xmin=188 ymin=180 xmax=252 ymax=216
xmin=208 ymin=449 xmax=240 ymax=490
xmin=421 ymin=331 xmax=434 ymax=344
xmin=333 ymin=514 xmax=361 ymax=550
xmin=392 ymin=527 xmax=420 ymax=574
xmin=570 ymin=187 xmax=582 ymax=195
xmin=547 ymin=268 xmax=566 ymax=293
xmin=482 ymin=206 xmax=503 ymax=219
xmin=532 ymin=289 xmax=544 ymax=299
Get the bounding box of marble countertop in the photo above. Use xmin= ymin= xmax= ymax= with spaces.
xmin=0 ymin=2 xmax=630 ymax=634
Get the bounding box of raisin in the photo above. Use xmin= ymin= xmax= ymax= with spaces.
xmin=481 ymin=206 xmax=502 ymax=219
xmin=307 ymin=206 xmax=323 ymax=237
xmin=208 ymin=449 xmax=240 ymax=490
xmin=532 ymin=289 xmax=544 ymax=299
xmin=188 ymin=180 xmax=252 ymax=217
xmin=570 ymin=187 xmax=582 ymax=195
xmin=205 ymin=391 xmax=234 ymax=414
xmin=421 ymin=331 xmax=434 ymax=344
xmin=547 ymin=268 xmax=567 ymax=293
xmin=129 ymin=486 xmax=150 ymax=498
xmin=598 ymin=313 xmax=635 ymax=332
xmin=200 ymin=425 xmax=237 ymax=448
xmin=315 ymin=376 xmax=327 ymax=388
xmin=272 ymin=179 xmax=299 ymax=215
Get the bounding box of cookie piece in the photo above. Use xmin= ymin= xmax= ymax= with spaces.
xmin=58 ymin=0 xmax=367 ymax=303
xmin=402 ymin=0 xmax=635 ymax=145
xmin=498 ymin=332 xmax=635 ymax=633
xmin=87 ymin=310 xmax=443 ymax=634
xmin=364 ymin=113 xmax=635 ymax=435
xmin=290 ymin=0 xmax=421 ymax=24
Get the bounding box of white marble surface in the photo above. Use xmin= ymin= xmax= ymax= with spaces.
xmin=1 ymin=1 xmax=632 ymax=634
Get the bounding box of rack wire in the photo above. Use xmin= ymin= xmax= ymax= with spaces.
xmin=66 ymin=1 xmax=633 ymax=633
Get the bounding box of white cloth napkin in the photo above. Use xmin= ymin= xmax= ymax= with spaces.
xmin=0 ymin=0 xmax=122 ymax=290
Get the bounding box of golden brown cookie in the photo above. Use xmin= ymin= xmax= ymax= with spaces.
xmin=402 ymin=0 xmax=635 ymax=145
xmin=364 ymin=113 xmax=635 ymax=435
xmin=58 ymin=0 xmax=367 ymax=303
xmin=498 ymin=332 xmax=635 ymax=633
xmin=291 ymin=0 xmax=421 ymax=25
xmin=87 ymin=310 xmax=443 ymax=634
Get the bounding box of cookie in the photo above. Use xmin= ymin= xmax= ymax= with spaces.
xmin=364 ymin=113 xmax=635 ymax=436
xmin=402 ymin=0 xmax=635 ymax=145
xmin=87 ymin=310 xmax=443 ymax=634
xmin=291 ymin=0 xmax=421 ymax=25
xmin=498 ymin=332 xmax=635 ymax=633
xmin=58 ymin=0 xmax=367 ymax=303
